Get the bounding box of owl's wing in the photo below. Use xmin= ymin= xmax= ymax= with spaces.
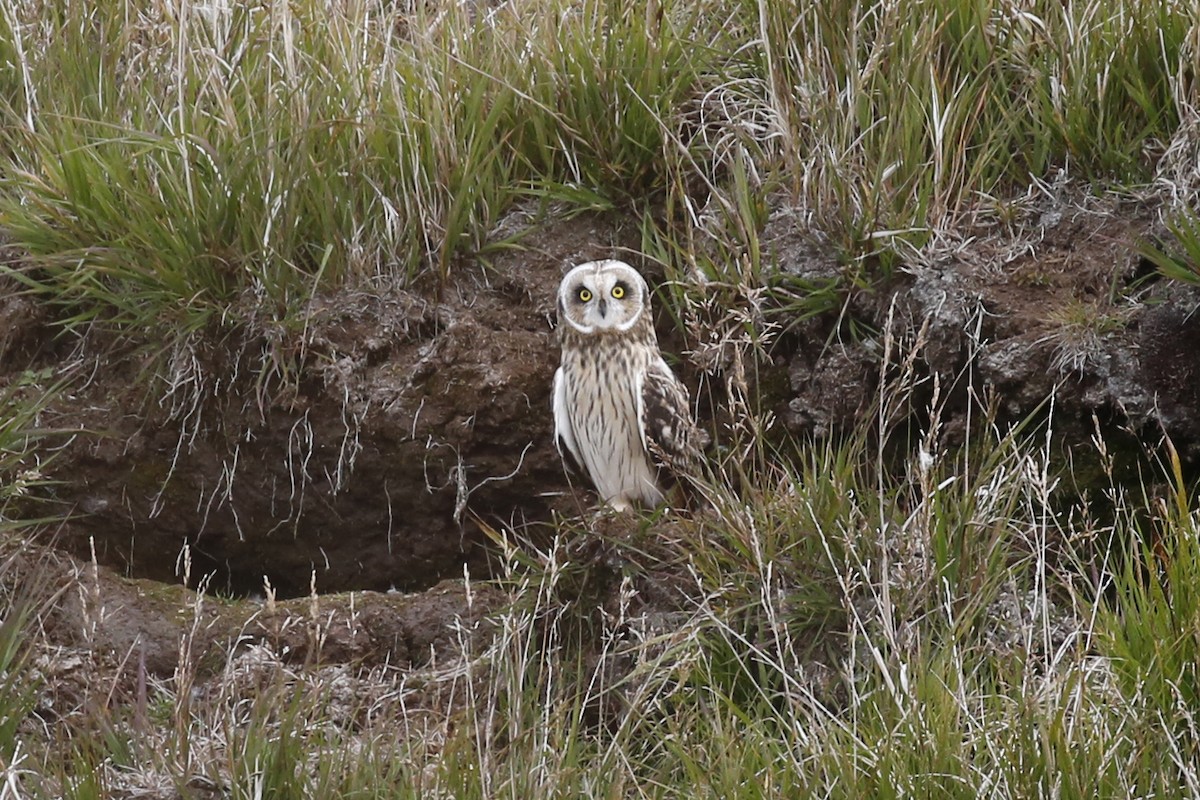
xmin=638 ymin=357 xmax=703 ymax=474
xmin=552 ymin=366 xmax=583 ymax=471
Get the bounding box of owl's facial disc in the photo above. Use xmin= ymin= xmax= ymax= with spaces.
xmin=559 ymin=260 xmax=647 ymax=334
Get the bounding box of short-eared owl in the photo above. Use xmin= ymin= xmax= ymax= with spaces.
xmin=552 ymin=260 xmax=702 ymax=511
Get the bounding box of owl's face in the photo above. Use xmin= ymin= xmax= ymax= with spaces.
xmin=557 ymin=260 xmax=649 ymax=335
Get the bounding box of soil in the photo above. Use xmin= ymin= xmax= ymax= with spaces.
xmin=11 ymin=539 xmax=505 ymax=740
xmin=777 ymin=195 xmax=1200 ymax=458
xmin=2 ymin=193 xmax=1199 ymax=681
xmin=3 ymin=211 xmax=653 ymax=598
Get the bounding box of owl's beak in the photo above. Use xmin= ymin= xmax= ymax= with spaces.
xmin=597 ymin=298 xmax=608 ymax=318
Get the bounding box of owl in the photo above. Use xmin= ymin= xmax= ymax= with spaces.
xmin=552 ymin=259 xmax=703 ymax=511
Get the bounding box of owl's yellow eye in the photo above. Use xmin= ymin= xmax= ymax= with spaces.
xmin=578 ymin=288 xmax=592 ymax=302
xmin=611 ymin=285 xmax=626 ymax=299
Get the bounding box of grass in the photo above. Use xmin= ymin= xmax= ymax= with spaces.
xmin=0 ymin=0 xmax=1195 ymax=350
xmin=7 ymin=353 xmax=1200 ymax=796
xmin=1142 ymin=208 xmax=1200 ymax=285
xmin=0 ymin=371 xmax=63 ymax=532
xmin=2 ymin=0 xmax=1200 ymax=796
xmin=0 ymin=0 xmax=722 ymax=344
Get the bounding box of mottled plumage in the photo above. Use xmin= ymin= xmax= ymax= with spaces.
xmin=552 ymin=260 xmax=702 ymax=510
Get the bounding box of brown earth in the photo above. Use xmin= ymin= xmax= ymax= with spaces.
xmin=778 ymin=195 xmax=1200 ymax=460
xmin=2 ymin=194 xmax=1199 ymax=621
xmin=8 ymin=538 xmax=505 ymax=744
xmin=2 ymin=212 xmax=653 ymax=598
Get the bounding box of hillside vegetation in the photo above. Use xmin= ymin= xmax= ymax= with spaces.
xmin=2 ymin=0 xmax=1200 ymax=796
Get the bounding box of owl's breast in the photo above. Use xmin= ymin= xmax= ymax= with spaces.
xmin=559 ymin=345 xmax=662 ymax=507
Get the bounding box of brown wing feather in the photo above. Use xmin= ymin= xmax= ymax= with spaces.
xmin=640 ymin=360 xmax=705 ymax=477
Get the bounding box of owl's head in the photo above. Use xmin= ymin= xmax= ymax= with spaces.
xmin=557 ymin=260 xmax=650 ymax=335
